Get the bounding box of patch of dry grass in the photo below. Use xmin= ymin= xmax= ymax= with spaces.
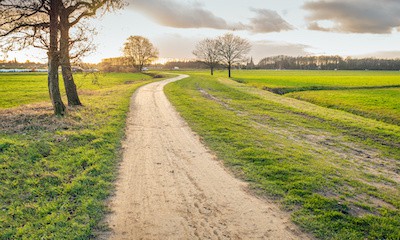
xmin=0 ymin=103 xmax=81 ymax=134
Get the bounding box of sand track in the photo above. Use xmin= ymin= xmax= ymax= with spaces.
xmin=102 ymin=75 xmax=309 ymax=240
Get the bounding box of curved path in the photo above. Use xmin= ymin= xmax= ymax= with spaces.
xmin=103 ymin=75 xmax=310 ymax=239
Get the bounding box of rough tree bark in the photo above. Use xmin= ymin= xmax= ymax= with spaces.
xmin=48 ymin=0 xmax=65 ymax=115
xmin=59 ymin=11 xmax=82 ymax=106
xmin=57 ymin=0 xmax=124 ymax=106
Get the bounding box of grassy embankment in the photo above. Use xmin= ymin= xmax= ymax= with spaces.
xmin=165 ymin=71 xmax=400 ymax=240
xmin=0 ymin=72 xmax=162 ymax=239
xmin=231 ymin=70 xmax=400 ymax=125
xmin=287 ymin=89 xmax=400 ymax=125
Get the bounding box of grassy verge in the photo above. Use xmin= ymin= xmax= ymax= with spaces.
xmin=0 ymin=72 xmax=162 ymax=239
xmin=287 ymin=88 xmax=400 ymax=125
xmin=164 ymin=73 xmax=400 ymax=240
xmin=229 ymin=70 xmax=400 ymax=90
xmin=224 ymin=70 xmax=400 ymax=126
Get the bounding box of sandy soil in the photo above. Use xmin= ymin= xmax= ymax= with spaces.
xmin=101 ymin=75 xmax=310 ymax=240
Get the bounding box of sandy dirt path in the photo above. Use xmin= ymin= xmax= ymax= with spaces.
xmin=102 ymin=75 xmax=310 ymax=240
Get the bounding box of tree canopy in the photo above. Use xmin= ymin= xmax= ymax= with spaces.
xmin=0 ymin=0 xmax=124 ymax=115
xmin=123 ymin=35 xmax=159 ymax=72
xmin=217 ymin=33 xmax=251 ymax=78
xmin=193 ymin=33 xmax=251 ymax=77
xmin=193 ymin=38 xmax=220 ymax=76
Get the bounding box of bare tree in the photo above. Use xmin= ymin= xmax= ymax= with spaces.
xmin=68 ymin=23 xmax=97 ymax=62
xmin=0 ymin=0 xmax=66 ymax=115
xmin=0 ymin=18 xmax=93 ymax=65
xmin=193 ymin=38 xmax=220 ymax=75
xmin=57 ymin=0 xmax=124 ymax=106
xmin=0 ymin=0 xmax=124 ymax=114
xmin=123 ymin=35 xmax=158 ymax=72
xmin=217 ymin=33 xmax=251 ymax=78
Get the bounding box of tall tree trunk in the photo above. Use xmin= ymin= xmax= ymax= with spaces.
xmin=59 ymin=12 xmax=82 ymax=106
xmin=210 ymin=66 xmax=214 ymax=75
xmin=48 ymin=0 xmax=65 ymax=116
xmin=228 ymin=64 xmax=231 ymax=78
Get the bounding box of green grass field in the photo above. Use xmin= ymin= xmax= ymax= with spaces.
xmin=0 ymin=72 xmax=161 ymax=239
xmin=2 ymin=70 xmax=399 ymax=239
xmin=165 ymin=71 xmax=400 ymax=240
xmin=288 ymin=88 xmax=400 ymax=125
xmin=0 ymin=72 xmax=151 ymax=108
xmin=0 ymin=73 xmax=50 ymax=108
xmin=229 ymin=70 xmax=400 ymax=93
xmin=217 ymin=70 xmax=400 ymax=126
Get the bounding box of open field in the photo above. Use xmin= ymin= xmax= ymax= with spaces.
xmin=2 ymin=70 xmax=399 ymax=239
xmin=0 ymin=73 xmax=50 ymax=108
xmin=0 ymin=72 xmax=162 ymax=239
xmin=229 ymin=70 xmax=400 ymax=94
xmin=165 ymin=71 xmax=400 ymax=239
xmin=288 ymin=88 xmax=400 ymax=125
xmin=0 ymin=72 xmax=151 ymax=108
xmin=217 ymin=70 xmax=400 ymax=125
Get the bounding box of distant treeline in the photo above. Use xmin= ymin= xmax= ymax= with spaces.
xmin=161 ymin=56 xmax=400 ymax=71
xmin=99 ymin=58 xmax=217 ymax=72
xmin=257 ymin=55 xmax=400 ymax=70
xmin=0 ymin=60 xmax=99 ymax=73
xmin=163 ymin=61 xmax=214 ymax=69
xmin=4 ymin=55 xmax=400 ymax=72
xmin=99 ymin=57 xmax=131 ymax=72
xmin=0 ymin=60 xmax=46 ymax=70
xmin=92 ymin=55 xmax=400 ymax=72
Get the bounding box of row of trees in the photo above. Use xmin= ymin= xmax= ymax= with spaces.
xmin=0 ymin=0 xmax=123 ymax=115
xmin=0 ymin=60 xmax=47 ymax=69
xmin=99 ymin=57 xmax=132 ymax=72
xmin=193 ymin=33 xmax=251 ymax=77
xmin=258 ymin=55 xmax=400 ymax=70
xmin=161 ymin=55 xmax=400 ymax=71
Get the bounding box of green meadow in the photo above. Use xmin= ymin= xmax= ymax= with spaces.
xmin=0 ymin=72 xmax=161 ymax=239
xmin=224 ymin=70 xmax=400 ymax=125
xmin=0 ymin=72 xmax=150 ymax=108
xmin=0 ymin=73 xmax=50 ymax=108
xmin=165 ymin=71 xmax=400 ymax=240
xmin=1 ymin=70 xmax=399 ymax=239
xmin=230 ymin=70 xmax=400 ymax=91
xmin=288 ymin=88 xmax=400 ymax=125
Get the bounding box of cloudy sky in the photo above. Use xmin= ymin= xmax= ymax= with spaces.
xmin=6 ymin=0 xmax=400 ymax=63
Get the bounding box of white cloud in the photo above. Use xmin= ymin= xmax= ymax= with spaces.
xmin=128 ymin=0 xmax=293 ymax=33
xmin=129 ymin=0 xmax=233 ymax=29
xmin=304 ymin=0 xmax=400 ymax=34
xmin=248 ymin=8 xmax=294 ymax=33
